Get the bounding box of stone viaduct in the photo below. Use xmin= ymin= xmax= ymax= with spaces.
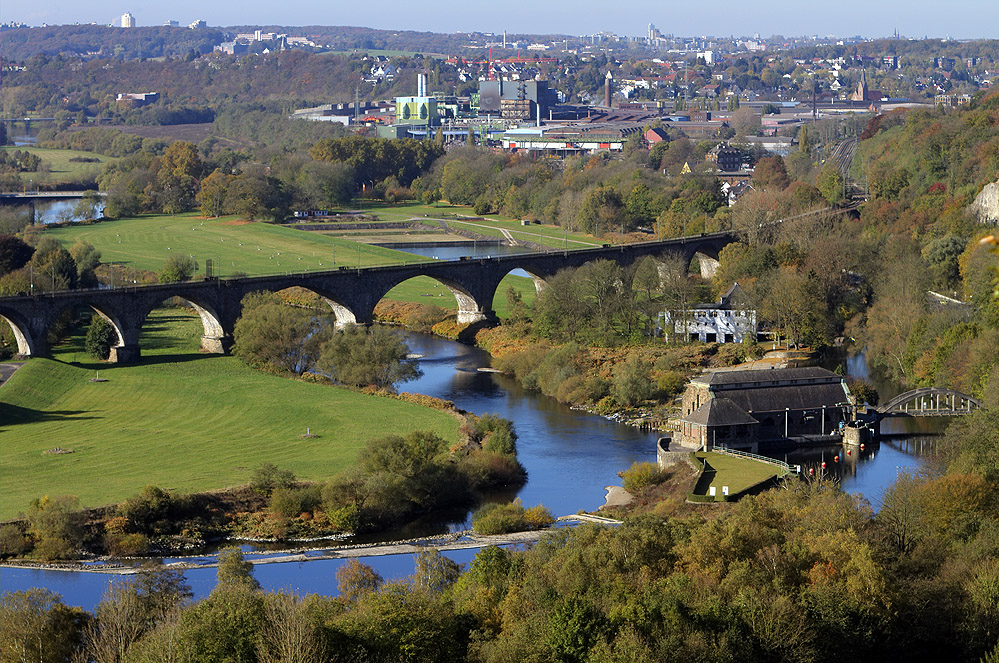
xmin=0 ymin=232 xmax=735 ymax=362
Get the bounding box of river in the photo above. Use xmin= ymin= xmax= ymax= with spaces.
xmin=0 ymin=245 xmax=950 ymax=609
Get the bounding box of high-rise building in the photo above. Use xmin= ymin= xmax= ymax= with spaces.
xmin=189 ymin=19 xmax=206 ymax=29
xmin=121 ymin=12 xmax=135 ymax=28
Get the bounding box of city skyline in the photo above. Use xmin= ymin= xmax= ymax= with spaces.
xmin=2 ymin=0 xmax=998 ymax=41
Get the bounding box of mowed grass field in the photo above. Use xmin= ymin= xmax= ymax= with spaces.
xmin=345 ymin=201 xmax=606 ymax=249
xmin=0 ymin=146 xmax=117 ymax=185
xmin=0 ymin=308 xmax=459 ymax=520
xmin=42 ymin=213 xmax=539 ymax=316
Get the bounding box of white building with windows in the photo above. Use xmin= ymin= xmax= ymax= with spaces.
xmin=662 ymin=282 xmax=758 ymax=343
xmin=120 ymin=12 xmax=135 ymax=28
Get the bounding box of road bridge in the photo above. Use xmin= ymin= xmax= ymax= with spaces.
xmin=0 ymin=232 xmax=736 ymax=362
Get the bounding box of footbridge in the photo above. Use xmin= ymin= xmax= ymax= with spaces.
xmin=876 ymin=387 xmax=983 ymax=417
xmin=0 ymin=232 xmax=735 ymax=363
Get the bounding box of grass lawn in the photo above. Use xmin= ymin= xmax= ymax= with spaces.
xmin=0 ymin=308 xmax=459 ymax=520
xmin=0 ymin=146 xmax=116 ymax=185
xmin=692 ymin=451 xmax=784 ymax=499
xmin=43 ymin=213 xmax=538 ymax=316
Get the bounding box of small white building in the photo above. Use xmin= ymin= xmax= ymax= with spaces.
xmin=662 ymin=283 xmax=758 ymax=344
xmin=121 ymin=12 xmax=135 ymax=28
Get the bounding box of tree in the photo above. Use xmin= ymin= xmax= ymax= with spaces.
xmin=319 ymin=324 xmax=421 ymax=389
xmin=233 ymin=291 xmax=332 ymax=375
xmin=29 ymin=237 xmax=77 ymax=291
xmin=69 ymin=239 xmax=101 ymax=287
xmin=197 ymin=170 xmax=233 ymax=218
xmin=752 ymin=156 xmax=790 ymax=191
xmin=0 ymin=589 xmax=89 ymax=663
xmin=337 ymin=558 xmax=384 ymax=602
xmin=413 ymin=548 xmax=461 ymax=594
xmin=85 ymin=315 xmax=117 ymax=359
xmin=176 ymin=584 xmax=264 ymax=663
xmin=216 ymin=547 xmax=261 ymax=591
xmin=0 ymin=234 xmax=34 ymax=276
xmin=72 ymin=191 xmax=102 ymax=221
xmin=158 ymin=254 xmax=195 ymax=283
xmin=297 ymin=160 xmax=355 ymax=209
xmin=256 ymin=592 xmax=323 ymax=663
xmin=26 ymin=494 xmax=83 ymax=560
xmin=816 ymin=164 xmax=844 ymax=205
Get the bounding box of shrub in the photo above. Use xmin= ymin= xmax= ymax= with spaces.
xmin=269 ymin=485 xmax=322 ymax=520
xmin=472 ymin=501 xmax=527 ymax=535
xmin=117 ymin=486 xmax=179 ymax=535
xmin=158 ymin=254 xmax=195 ymax=283
xmin=472 ymin=499 xmax=551 ymax=535
xmin=105 ymin=532 xmax=150 ymax=556
xmin=620 ymin=461 xmax=670 ymax=494
xmin=0 ymin=524 xmax=32 ymax=558
xmin=524 ymin=504 xmax=555 ymax=529
xmin=85 ymin=315 xmax=117 ymax=360
xmin=250 ymin=462 xmax=296 ymax=495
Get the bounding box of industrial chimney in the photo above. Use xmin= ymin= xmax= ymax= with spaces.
xmin=604 ymin=71 xmax=613 ymax=108
xmin=417 ymin=73 xmax=428 ymax=97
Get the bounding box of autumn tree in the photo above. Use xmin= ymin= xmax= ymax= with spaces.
xmin=752 ymin=156 xmax=790 ymax=191
xmin=196 ymin=170 xmax=233 ymax=218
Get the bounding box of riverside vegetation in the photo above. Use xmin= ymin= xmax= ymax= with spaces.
xmin=1 ymin=414 xmax=996 ymax=662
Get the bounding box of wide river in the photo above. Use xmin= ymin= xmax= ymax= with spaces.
xmin=0 ymin=246 xmax=947 ymax=609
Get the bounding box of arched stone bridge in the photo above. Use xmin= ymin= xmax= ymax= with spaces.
xmin=877 ymin=387 xmax=983 ymax=417
xmin=0 ymin=232 xmax=735 ymax=363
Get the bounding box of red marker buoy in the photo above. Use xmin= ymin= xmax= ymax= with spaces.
xmin=860 ymin=444 xmax=865 ymax=451
xmin=846 ymin=449 xmax=852 ymax=456
xmin=834 ymin=455 xmax=840 ymax=463
xmin=809 ymin=468 xmax=815 ymax=475
xmin=821 ymin=462 xmax=827 ymax=469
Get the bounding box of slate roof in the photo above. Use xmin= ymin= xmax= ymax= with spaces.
xmin=698 ymin=367 xmax=839 ymax=386
xmin=691 ymin=367 xmax=850 ymax=414
xmin=681 ymin=398 xmax=759 ymax=427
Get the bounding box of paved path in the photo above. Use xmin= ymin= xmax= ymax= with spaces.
xmin=0 ymin=362 xmax=25 ymax=388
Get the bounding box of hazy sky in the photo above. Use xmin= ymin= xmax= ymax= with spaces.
xmin=2 ymin=0 xmax=997 ymax=40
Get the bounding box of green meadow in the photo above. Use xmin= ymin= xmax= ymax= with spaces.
xmin=42 ymin=212 xmax=539 ymax=316
xmin=0 ymin=308 xmax=459 ymax=520
xmin=0 ymin=146 xmax=117 ymax=185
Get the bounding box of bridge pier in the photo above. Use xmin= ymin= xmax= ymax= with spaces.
xmin=109 ymin=344 xmax=141 ymax=363
xmin=200 ymin=334 xmax=232 ymax=354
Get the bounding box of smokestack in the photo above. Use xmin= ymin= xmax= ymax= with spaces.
xmin=604 ymin=71 xmax=613 ymax=108
xmin=417 ymin=73 xmax=427 ymax=97
xmin=503 ymin=31 xmax=507 ymax=49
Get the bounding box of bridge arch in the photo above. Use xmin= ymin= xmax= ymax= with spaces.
xmin=259 ymin=286 xmax=360 ymax=329
xmin=376 ymin=273 xmax=489 ymax=325
xmin=0 ymin=308 xmax=37 ymax=357
xmin=879 ymin=388 xmax=984 ymax=415
xmin=140 ymin=293 xmax=229 ymax=354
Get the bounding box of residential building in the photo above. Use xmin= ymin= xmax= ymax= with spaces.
xmin=662 ymin=283 xmax=756 ymax=343
xmin=120 ymin=12 xmax=135 ymax=28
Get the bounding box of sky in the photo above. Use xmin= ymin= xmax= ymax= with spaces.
xmin=2 ymin=0 xmax=997 ymax=40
